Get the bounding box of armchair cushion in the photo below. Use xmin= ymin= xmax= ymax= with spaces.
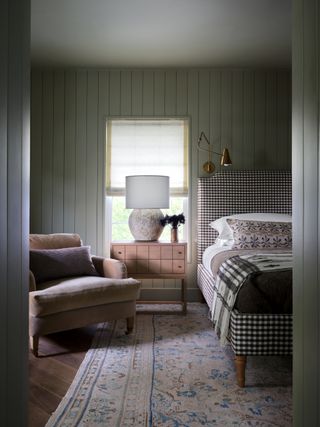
xmin=30 ymin=246 xmax=98 ymax=283
xmin=29 ymin=276 xmax=141 ymax=317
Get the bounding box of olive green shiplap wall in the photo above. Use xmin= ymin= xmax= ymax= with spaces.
xmin=293 ymin=0 xmax=320 ymax=424
xmin=30 ymin=68 xmax=291 ymax=293
xmin=0 ymin=0 xmax=30 ymax=424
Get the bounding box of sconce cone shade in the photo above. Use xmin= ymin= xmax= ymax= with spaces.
xmin=220 ymin=148 xmax=232 ymax=166
xmin=125 ymin=175 xmax=170 ymax=241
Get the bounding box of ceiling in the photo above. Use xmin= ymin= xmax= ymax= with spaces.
xmin=31 ymin=0 xmax=291 ymax=68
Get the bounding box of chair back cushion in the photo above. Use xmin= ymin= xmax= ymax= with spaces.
xmin=29 ymin=233 xmax=81 ymax=249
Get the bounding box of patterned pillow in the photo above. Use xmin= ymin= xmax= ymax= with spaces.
xmin=226 ymin=219 xmax=292 ymax=249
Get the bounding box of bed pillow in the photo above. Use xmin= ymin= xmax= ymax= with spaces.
xmin=30 ymin=246 xmax=98 ymax=283
xmin=226 ymin=218 xmax=292 ymax=249
xmin=210 ymin=213 xmax=292 ymax=241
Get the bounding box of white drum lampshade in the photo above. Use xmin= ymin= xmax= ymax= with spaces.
xmin=126 ymin=175 xmax=169 ymax=241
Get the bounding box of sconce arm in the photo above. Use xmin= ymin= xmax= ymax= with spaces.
xmin=197 ymin=131 xmax=223 ymax=156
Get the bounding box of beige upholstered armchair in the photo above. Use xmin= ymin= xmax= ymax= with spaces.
xmin=29 ymin=233 xmax=141 ymax=357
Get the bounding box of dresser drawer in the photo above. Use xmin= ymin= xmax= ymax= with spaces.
xmin=160 ymin=260 xmax=173 ymax=274
xmin=137 ymin=245 xmax=149 ymax=259
xmin=149 ymin=245 xmax=160 ymax=259
xmin=126 ymin=259 xmax=136 ymax=274
xmin=173 ymin=245 xmax=185 ymax=259
xmin=160 ymin=246 xmax=173 ymax=259
xmin=136 ymin=259 xmax=149 ymax=274
xmin=112 ymin=245 xmax=125 ymax=260
xmin=173 ymin=259 xmax=185 ymax=274
xmin=111 ymin=242 xmax=186 ymax=277
xmin=125 ymin=245 xmax=136 ymax=259
xmin=148 ymin=259 xmax=161 ymax=274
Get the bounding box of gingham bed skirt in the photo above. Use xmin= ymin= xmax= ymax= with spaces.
xmin=197 ymin=264 xmax=293 ymax=356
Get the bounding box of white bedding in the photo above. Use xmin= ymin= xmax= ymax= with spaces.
xmin=202 ymin=241 xmax=234 ymax=272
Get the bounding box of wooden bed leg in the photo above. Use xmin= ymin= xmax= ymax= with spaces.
xmin=126 ymin=316 xmax=134 ymax=334
xmin=235 ymin=355 xmax=246 ymax=387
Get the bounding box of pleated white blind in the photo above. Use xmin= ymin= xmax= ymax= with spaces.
xmin=106 ymin=119 xmax=189 ymax=196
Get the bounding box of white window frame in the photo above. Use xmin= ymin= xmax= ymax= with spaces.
xmin=105 ymin=117 xmax=191 ymax=260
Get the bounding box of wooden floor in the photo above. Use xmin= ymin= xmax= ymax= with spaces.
xmin=28 ymin=325 xmax=97 ymax=427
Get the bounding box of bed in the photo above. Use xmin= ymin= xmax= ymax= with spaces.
xmin=197 ymin=170 xmax=292 ymax=387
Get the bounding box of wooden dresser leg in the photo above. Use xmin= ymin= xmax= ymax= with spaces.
xmin=235 ymin=355 xmax=247 ymax=387
xmin=126 ymin=316 xmax=134 ymax=334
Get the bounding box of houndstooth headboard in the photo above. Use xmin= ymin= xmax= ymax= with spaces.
xmin=197 ymin=170 xmax=292 ymax=263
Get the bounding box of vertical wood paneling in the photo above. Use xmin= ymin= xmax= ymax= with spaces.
xmin=0 ymin=14 xmax=9 ymax=416
xmin=75 ymin=70 xmax=87 ymax=239
xmin=0 ymin=0 xmax=29 ymax=424
xmin=120 ymin=70 xmax=132 ymax=116
xmin=198 ymin=70 xmax=210 ymax=174
xmin=176 ymin=70 xmax=188 ymax=116
xmin=301 ymin=0 xmax=318 ymax=421
xmin=254 ymin=73 xmax=266 ymax=168
xmin=187 ymin=70 xmax=199 ymax=268
xmin=210 ymin=70 xmax=222 ymax=164
xmin=243 ymin=71 xmax=255 ymax=169
xmin=277 ymin=71 xmax=291 ymax=169
xmin=265 ymin=72 xmax=277 ymax=168
xmin=142 ymin=70 xmax=154 ymax=115
xmin=41 ymin=72 xmax=54 ymax=233
xmin=30 ymin=70 xmax=43 ymax=232
xmin=109 ymin=70 xmax=121 ymax=116
xmin=52 ymin=71 xmax=65 ymax=232
xmin=64 ymin=70 xmax=76 ymax=232
xmin=97 ymin=71 xmax=109 ymax=255
xmin=165 ymin=70 xmax=177 ymax=115
xmin=187 ymin=70 xmax=199 ymax=177
xmin=154 ymin=70 xmax=165 ymax=115
xmin=221 ymin=71 xmax=232 ymax=163
xmin=293 ymin=0 xmax=320 ymax=425
xmin=86 ymin=71 xmax=99 ymax=253
xmin=131 ymin=70 xmax=143 ymax=115
xmin=232 ymin=71 xmax=244 ymax=169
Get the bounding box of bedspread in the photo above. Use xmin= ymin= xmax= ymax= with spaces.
xmin=211 ymin=252 xmax=292 ymax=345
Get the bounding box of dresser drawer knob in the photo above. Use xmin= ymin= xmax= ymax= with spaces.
xmin=118 ymin=251 xmax=122 ymax=254
xmin=178 ymin=251 xmax=182 ymax=254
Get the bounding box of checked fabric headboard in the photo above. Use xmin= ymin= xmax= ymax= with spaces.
xmin=197 ymin=170 xmax=292 ymax=263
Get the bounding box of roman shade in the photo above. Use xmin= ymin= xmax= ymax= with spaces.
xmin=106 ymin=119 xmax=189 ymax=196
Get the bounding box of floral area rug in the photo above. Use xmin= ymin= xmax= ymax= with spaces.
xmin=45 ymin=303 xmax=292 ymax=427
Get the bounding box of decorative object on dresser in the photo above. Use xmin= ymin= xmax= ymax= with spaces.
xmin=111 ymin=241 xmax=187 ymax=314
xmin=29 ymin=233 xmax=141 ymax=357
xmin=160 ymin=213 xmax=185 ymax=243
xmin=125 ymin=175 xmax=169 ymax=241
xmin=197 ymin=131 xmax=232 ymax=174
xmin=197 ymin=170 xmax=292 ymax=388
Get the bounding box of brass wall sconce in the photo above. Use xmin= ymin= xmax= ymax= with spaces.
xmin=197 ymin=131 xmax=232 ymax=174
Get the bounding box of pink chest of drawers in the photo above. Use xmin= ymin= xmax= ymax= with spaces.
xmin=111 ymin=241 xmax=187 ymax=314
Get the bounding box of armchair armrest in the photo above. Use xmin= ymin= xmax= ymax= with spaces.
xmin=91 ymin=256 xmax=128 ymax=279
xmin=29 ymin=271 xmax=36 ymax=292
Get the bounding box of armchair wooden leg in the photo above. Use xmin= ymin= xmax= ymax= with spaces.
xmin=126 ymin=316 xmax=135 ymax=334
xmin=30 ymin=336 xmax=39 ymax=357
xmin=235 ymin=355 xmax=247 ymax=387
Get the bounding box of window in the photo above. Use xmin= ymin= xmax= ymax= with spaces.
xmin=106 ymin=119 xmax=189 ymax=242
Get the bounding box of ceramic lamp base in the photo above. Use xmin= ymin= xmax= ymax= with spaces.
xmin=128 ymin=209 xmax=164 ymax=241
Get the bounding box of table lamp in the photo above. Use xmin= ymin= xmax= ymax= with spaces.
xmin=125 ymin=175 xmax=169 ymax=241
